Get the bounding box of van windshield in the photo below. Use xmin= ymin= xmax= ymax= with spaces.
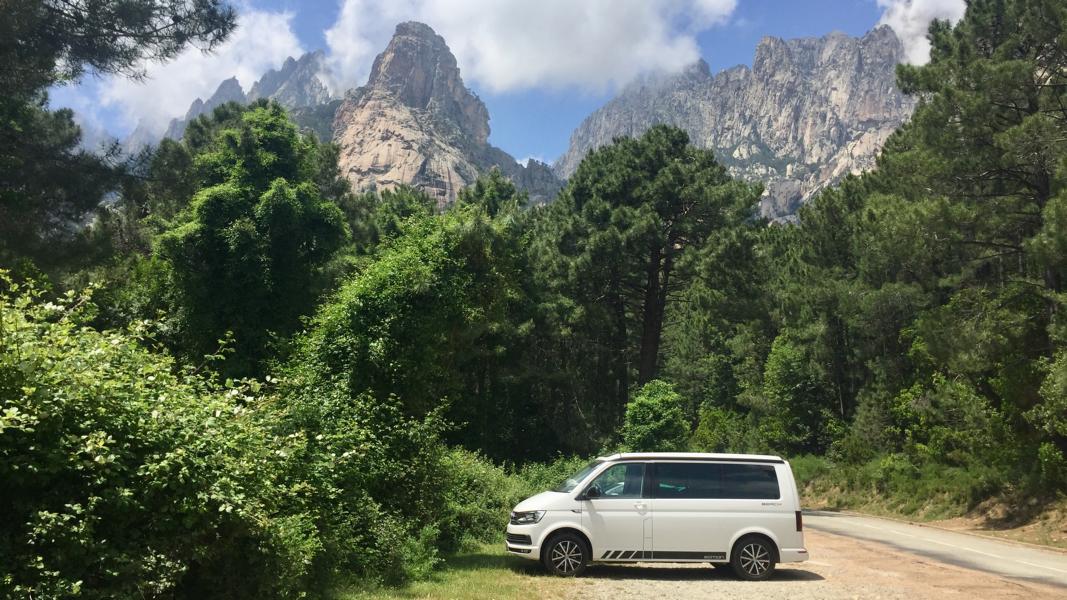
xmin=552 ymin=461 xmax=602 ymax=493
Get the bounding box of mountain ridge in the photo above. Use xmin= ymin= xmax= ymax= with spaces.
xmin=554 ymin=25 xmax=915 ymax=218
xmin=130 ymin=23 xmax=913 ymax=216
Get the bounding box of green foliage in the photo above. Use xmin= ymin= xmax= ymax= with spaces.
xmin=268 ymin=375 xmax=453 ymax=587
xmin=621 ymin=380 xmax=689 ymax=452
xmin=797 ymin=454 xmax=1007 ymax=520
xmin=436 ymin=449 xmax=524 ymax=551
xmin=294 ymin=194 xmax=545 ymax=458
xmin=0 ymin=94 xmax=120 ymax=276
xmin=2 ymin=1 xmax=235 ymax=95
xmin=757 ymin=334 xmax=842 ymax=454
xmin=456 ymin=168 xmax=528 ymax=217
xmin=0 ymin=273 xmax=543 ymax=597
xmin=11 ymin=2 xmax=1067 ymax=597
xmin=529 ymin=125 xmax=762 ymax=445
xmin=153 ymin=102 xmax=347 ymax=375
xmin=691 ymin=407 xmax=761 ymax=454
xmin=0 ymin=276 xmax=311 ymax=599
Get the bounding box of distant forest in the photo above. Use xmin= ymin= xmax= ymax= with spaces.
xmin=3 ymin=1 xmax=1067 ymax=598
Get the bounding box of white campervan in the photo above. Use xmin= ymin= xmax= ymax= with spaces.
xmin=505 ymin=452 xmax=808 ymax=580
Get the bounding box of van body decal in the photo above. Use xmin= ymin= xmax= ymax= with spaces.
xmin=598 ymin=550 xmax=724 ymax=560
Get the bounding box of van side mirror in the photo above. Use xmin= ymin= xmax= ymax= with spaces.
xmin=584 ymin=484 xmax=601 ymax=499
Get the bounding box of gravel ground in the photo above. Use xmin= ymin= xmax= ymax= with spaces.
xmin=541 ymin=529 xmax=1066 ymax=600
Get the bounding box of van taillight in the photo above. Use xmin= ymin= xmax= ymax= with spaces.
xmin=796 ymin=510 xmax=803 ymax=532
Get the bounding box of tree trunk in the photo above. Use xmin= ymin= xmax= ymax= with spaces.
xmin=609 ymin=275 xmax=630 ymax=422
xmin=638 ymin=244 xmax=672 ymax=384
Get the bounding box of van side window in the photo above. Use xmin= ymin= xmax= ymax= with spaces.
xmin=588 ymin=463 xmax=646 ymax=498
xmin=653 ymin=462 xmax=781 ymax=499
xmin=719 ymin=464 xmax=780 ymax=499
xmin=653 ymin=462 xmax=720 ymax=498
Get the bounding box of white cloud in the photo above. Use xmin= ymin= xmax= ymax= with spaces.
xmin=47 ymin=85 xmax=118 ymax=152
xmin=96 ymin=8 xmax=304 ymax=136
xmin=322 ymin=0 xmax=737 ymax=95
xmin=876 ymin=0 xmax=966 ymax=64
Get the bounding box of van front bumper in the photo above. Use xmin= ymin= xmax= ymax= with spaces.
xmin=505 ymin=526 xmax=541 ymax=560
xmin=779 ymin=547 xmax=809 ymax=563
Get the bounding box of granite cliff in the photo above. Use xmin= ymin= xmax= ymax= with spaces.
xmin=332 ymin=22 xmax=560 ymax=206
xmin=555 ymin=26 xmax=915 ymax=218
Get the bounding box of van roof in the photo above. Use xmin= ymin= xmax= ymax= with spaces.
xmin=597 ymin=452 xmax=785 ymax=464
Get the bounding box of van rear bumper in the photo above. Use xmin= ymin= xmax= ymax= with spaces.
xmin=779 ymin=547 xmax=809 ymax=563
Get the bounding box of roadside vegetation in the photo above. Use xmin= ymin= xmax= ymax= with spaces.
xmin=4 ymin=0 xmax=1067 ymax=598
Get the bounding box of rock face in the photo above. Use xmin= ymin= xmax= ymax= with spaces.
xmin=332 ymin=22 xmax=561 ymax=207
xmin=247 ymin=50 xmax=331 ymax=108
xmin=554 ymin=26 xmax=915 ymax=218
xmin=163 ymin=76 xmax=246 ymax=141
xmin=161 ymin=51 xmax=332 ymax=142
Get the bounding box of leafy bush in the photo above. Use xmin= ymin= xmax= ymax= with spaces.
xmin=268 ymin=376 xmax=452 ymax=586
xmin=436 ymin=449 xmax=524 ymax=550
xmin=788 ymin=455 xmax=832 ymax=490
xmin=0 ymin=276 xmax=537 ymax=598
xmin=513 ymin=455 xmax=593 ymax=499
xmin=0 ymin=277 xmax=310 ymax=599
xmin=690 ymin=406 xmax=762 ymax=453
xmin=795 ymin=452 xmax=1008 ymax=518
xmin=621 ymin=380 xmax=689 ymax=452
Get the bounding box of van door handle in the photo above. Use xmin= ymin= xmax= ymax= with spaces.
xmin=634 ymin=502 xmax=647 ymax=511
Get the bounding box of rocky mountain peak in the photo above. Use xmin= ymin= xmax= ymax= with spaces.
xmin=247 ymin=50 xmax=331 ymax=108
xmin=212 ymin=77 xmax=245 ymax=102
xmin=163 ymin=76 xmax=246 ymax=140
xmin=364 ymin=21 xmax=490 ymax=145
xmin=332 ymin=21 xmax=559 ymax=206
xmin=685 ymin=58 xmax=713 ymax=79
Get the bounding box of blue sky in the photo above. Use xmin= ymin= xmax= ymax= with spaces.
xmin=53 ymin=1 xmax=963 ymax=164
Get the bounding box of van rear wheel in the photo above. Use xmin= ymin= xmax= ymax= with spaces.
xmin=542 ymin=533 xmax=589 ymax=577
xmin=730 ymin=535 xmax=776 ymax=581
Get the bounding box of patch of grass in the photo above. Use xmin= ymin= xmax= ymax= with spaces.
xmin=335 ymin=542 xmax=567 ymax=600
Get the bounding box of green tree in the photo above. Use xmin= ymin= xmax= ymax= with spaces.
xmin=293 ymin=181 xmax=543 ymax=458
xmin=621 ymin=380 xmax=689 ymax=452
xmin=0 ymin=0 xmax=237 ymax=277
xmin=531 ymin=125 xmax=761 ymax=436
xmin=156 ymin=102 xmax=347 ymax=375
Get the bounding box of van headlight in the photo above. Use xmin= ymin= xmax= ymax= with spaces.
xmin=510 ymin=510 xmax=546 ymax=525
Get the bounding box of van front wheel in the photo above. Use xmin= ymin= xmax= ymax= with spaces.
xmin=731 ymin=536 xmax=776 ymax=581
xmin=542 ymin=533 xmax=589 ymax=577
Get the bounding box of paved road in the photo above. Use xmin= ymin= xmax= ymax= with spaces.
xmin=806 ymin=510 xmax=1067 ymax=588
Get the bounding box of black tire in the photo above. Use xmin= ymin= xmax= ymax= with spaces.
xmin=541 ymin=533 xmax=589 ymax=577
xmin=730 ymin=535 xmax=776 ymax=581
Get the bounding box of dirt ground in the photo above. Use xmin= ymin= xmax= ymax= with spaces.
xmin=539 ymin=529 xmax=1067 ymax=600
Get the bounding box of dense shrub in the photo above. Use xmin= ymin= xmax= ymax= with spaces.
xmin=436 ymin=449 xmax=524 ymax=550
xmin=690 ymin=406 xmax=764 ymax=453
xmin=0 ymin=278 xmax=311 ymax=599
xmin=513 ymin=455 xmax=594 ymax=499
xmin=621 ymin=380 xmax=689 ymax=452
xmin=0 ymin=277 xmax=530 ymax=598
xmin=268 ymin=375 xmax=453 ymax=585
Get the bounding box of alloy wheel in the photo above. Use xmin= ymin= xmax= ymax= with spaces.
xmin=550 ymin=540 xmax=583 ymax=573
xmin=739 ymin=542 xmax=771 ymax=577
